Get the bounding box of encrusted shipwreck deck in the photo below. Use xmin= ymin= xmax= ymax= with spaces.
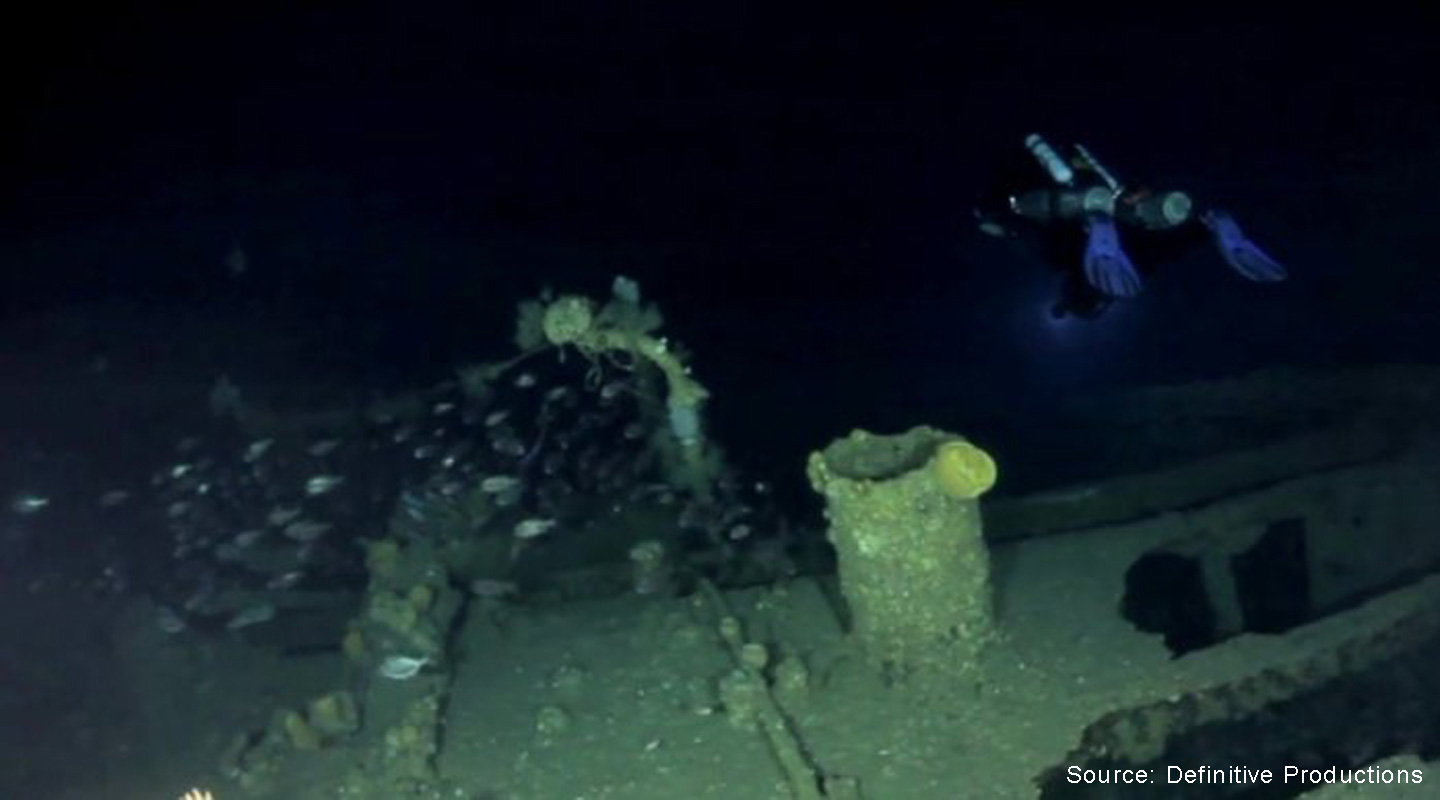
xmin=113 ymin=366 xmax=1440 ymax=799
xmin=429 ymin=428 xmax=1440 ymax=798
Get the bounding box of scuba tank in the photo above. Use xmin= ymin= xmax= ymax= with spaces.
xmin=1024 ymin=133 xmax=1074 ymax=185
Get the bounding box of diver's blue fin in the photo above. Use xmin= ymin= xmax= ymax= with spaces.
xmin=1202 ymin=210 xmax=1287 ymax=282
xmin=1083 ymin=214 xmax=1143 ymax=297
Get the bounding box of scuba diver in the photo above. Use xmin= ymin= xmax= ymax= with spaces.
xmin=975 ymin=133 xmax=1287 ymax=319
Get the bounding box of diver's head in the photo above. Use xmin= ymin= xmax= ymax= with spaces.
xmin=1050 ymin=297 xmax=1111 ymax=321
xmin=1053 ymin=273 xmax=1113 ymax=320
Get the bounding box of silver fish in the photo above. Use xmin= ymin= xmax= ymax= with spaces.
xmin=283 ymin=520 xmax=331 ymax=542
xmin=9 ymin=494 xmax=50 ymax=515
xmin=267 ymin=570 xmax=305 ymax=590
xmin=305 ymin=474 xmax=345 ymax=496
xmin=243 ymin=438 xmax=274 ymax=462
xmin=98 ymin=490 xmax=131 ymax=508
xmin=399 ymin=490 xmax=427 ymax=522
xmin=267 ymin=506 xmax=302 ymax=527
xmin=232 ymin=529 xmax=266 ymax=548
xmin=479 ymin=475 xmax=521 ymax=493
xmin=377 ymin=654 xmax=430 ymax=680
xmin=306 ymin=439 xmax=342 ymax=457
xmin=484 ymin=410 xmax=510 ymax=427
xmin=435 ymin=480 xmax=466 ymax=497
xmin=513 ymin=518 xmax=557 ymax=539
xmin=156 ymin=605 xmax=188 ymax=635
xmin=490 ymin=433 xmax=527 ymax=458
xmin=226 ymin=603 xmax=276 ymax=630
xmin=599 ymin=380 xmax=628 ymax=400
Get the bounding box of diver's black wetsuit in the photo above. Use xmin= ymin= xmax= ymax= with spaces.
xmin=975 ymin=134 xmax=1285 ymax=319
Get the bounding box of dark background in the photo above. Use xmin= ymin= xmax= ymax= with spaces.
xmin=2 ymin=5 xmax=1438 ymax=490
